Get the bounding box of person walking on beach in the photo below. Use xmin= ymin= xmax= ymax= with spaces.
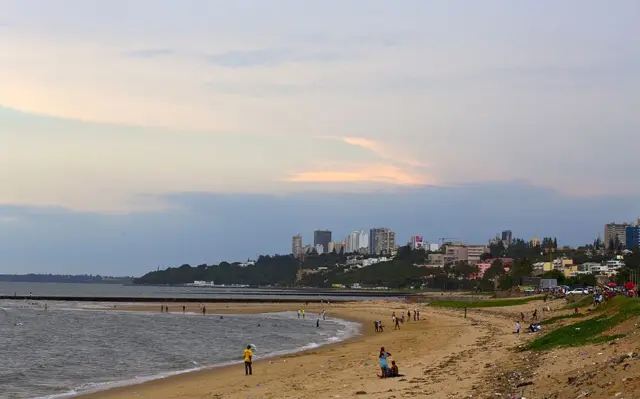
xmin=374 ymin=320 xmax=379 ymax=332
xmin=316 ymin=319 xmax=320 ymax=328
xmin=532 ymin=309 xmax=538 ymax=321
xmin=302 ymin=309 xmax=305 ymax=319
xmin=393 ymin=315 xmax=400 ymax=330
xmin=202 ymin=305 xmax=206 ymax=315
xmin=378 ymin=320 xmax=384 ymax=332
xmin=243 ymin=345 xmax=253 ymax=376
xmin=297 ymin=309 xmax=301 ymax=319
xmin=407 ymin=310 xmax=411 ymax=322
xmin=182 ymin=305 xmax=186 ymax=314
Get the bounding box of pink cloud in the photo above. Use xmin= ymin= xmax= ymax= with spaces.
xmin=284 ymin=163 xmax=432 ymax=185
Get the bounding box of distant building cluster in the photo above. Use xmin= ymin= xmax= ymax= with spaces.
xmin=425 ymin=243 xmax=489 ymax=266
xmin=292 ymin=228 xmax=455 ymax=258
xmin=604 ymin=219 xmax=640 ymax=250
xmin=292 ymin=228 xmax=405 ymax=257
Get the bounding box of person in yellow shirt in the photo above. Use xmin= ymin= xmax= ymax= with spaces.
xmin=243 ymin=345 xmax=253 ymax=376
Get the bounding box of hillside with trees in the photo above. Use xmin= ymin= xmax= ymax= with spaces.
xmin=133 ymin=238 xmax=640 ymax=290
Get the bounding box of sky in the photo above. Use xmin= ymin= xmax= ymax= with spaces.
xmin=1 ymin=0 xmax=639 ymax=275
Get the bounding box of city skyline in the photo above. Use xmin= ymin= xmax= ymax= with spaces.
xmin=1 ymin=1 xmax=639 ymax=274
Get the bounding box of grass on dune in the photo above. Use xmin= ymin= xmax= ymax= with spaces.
xmin=429 ymin=296 xmax=541 ymax=308
xmin=539 ymin=312 xmax=588 ymax=325
xmin=562 ymin=294 xmax=594 ymax=309
xmin=526 ymin=297 xmax=640 ymax=351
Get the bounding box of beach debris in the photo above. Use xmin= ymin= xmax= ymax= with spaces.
xmin=355 ymin=391 xmax=367 ymax=395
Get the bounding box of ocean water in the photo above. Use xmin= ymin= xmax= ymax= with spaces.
xmin=0 ymin=282 xmax=400 ymax=301
xmin=0 ymin=300 xmax=360 ymax=399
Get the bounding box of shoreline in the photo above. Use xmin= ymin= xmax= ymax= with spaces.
xmin=26 ymin=298 xmax=554 ymax=399
xmin=66 ymin=302 xmax=370 ymax=399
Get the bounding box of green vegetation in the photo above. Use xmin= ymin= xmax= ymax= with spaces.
xmin=429 ymin=296 xmax=540 ymax=308
xmin=526 ymin=297 xmax=640 ymax=351
xmin=562 ymin=294 xmax=594 ymax=309
xmin=133 ymin=239 xmax=640 ymax=290
xmin=539 ymin=313 xmax=587 ymax=325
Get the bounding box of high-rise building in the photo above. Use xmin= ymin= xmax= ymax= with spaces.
xmin=369 ymin=228 xmax=396 ymax=255
xmin=626 ymin=226 xmax=640 ymax=250
xmin=345 ymin=230 xmax=369 ymax=253
xmin=410 ymin=235 xmax=425 ymax=250
xmin=358 ymin=230 xmax=369 ymax=251
xmin=313 ymin=230 xmax=332 ymax=254
xmin=501 ymin=230 xmax=512 ymax=246
xmin=604 ymin=223 xmax=629 ymax=249
xmin=345 ymin=231 xmax=359 ymax=253
xmin=292 ymin=234 xmax=303 ymax=257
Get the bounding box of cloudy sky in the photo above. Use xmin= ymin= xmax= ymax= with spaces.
xmin=1 ymin=0 xmax=639 ymax=275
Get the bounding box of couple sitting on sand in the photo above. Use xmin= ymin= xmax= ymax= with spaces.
xmin=378 ymin=347 xmax=400 ymax=378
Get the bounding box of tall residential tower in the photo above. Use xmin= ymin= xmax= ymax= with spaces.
xmin=291 ymin=234 xmax=303 ymax=257
xmin=369 ymin=228 xmax=396 ymax=255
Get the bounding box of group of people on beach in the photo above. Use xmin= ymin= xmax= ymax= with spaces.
xmin=374 ymin=308 xmax=422 ymax=332
xmin=159 ymin=304 xmax=207 ymax=314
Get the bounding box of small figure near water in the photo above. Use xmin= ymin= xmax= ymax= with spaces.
xmin=202 ymin=305 xmax=206 ymax=315
xmin=316 ymin=319 xmax=320 ymax=328
xmin=243 ymin=345 xmax=253 ymax=376
xmin=182 ymin=305 xmax=186 ymax=314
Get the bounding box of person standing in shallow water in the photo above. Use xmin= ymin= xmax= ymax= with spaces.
xmin=243 ymin=345 xmax=253 ymax=376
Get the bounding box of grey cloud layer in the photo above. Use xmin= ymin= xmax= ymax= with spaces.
xmin=1 ymin=181 xmax=638 ymax=275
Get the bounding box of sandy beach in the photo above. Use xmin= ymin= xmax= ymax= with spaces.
xmin=77 ymin=300 xmax=512 ymax=399
xmin=78 ymin=298 xmax=640 ymax=399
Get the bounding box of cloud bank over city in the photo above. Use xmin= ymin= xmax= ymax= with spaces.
xmin=1 ymin=0 xmax=639 ymax=274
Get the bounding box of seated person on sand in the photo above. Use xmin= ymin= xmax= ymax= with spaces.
xmin=528 ymin=323 xmax=541 ymax=333
xmin=389 ymin=361 xmax=399 ymax=377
